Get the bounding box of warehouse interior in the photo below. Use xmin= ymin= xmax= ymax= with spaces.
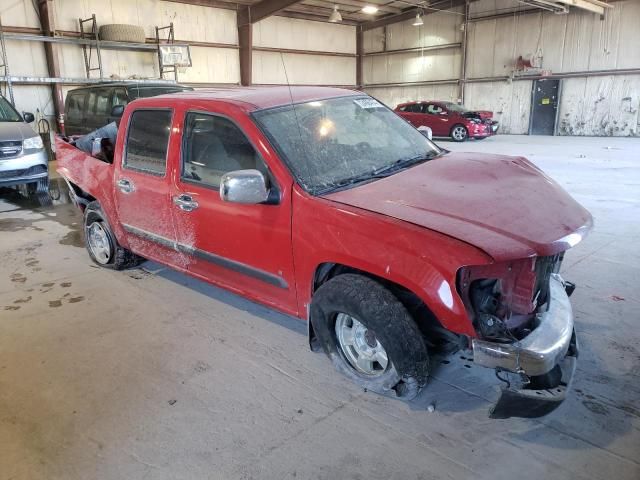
xmin=1 ymin=0 xmax=639 ymax=479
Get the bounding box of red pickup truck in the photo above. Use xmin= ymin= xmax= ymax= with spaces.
xmin=57 ymin=87 xmax=592 ymax=418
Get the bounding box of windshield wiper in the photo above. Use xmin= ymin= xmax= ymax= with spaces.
xmin=316 ymin=151 xmax=441 ymax=195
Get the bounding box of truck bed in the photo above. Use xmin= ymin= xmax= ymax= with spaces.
xmin=55 ymin=135 xmax=114 ymax=209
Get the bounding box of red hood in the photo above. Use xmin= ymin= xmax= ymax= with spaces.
xmin=324 ymin=153 xmax=592 ymax=261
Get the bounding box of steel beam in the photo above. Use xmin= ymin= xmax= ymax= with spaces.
xmin=37 ymin=0 xmax=65 ymax=133
xmin=238 ymin=21 xmax=252 ymax=86
xmin=247 ymin=0 xmax=306 ymax=23
xmin=0 ymin=76 xmax=177 ymax=85
xmin=356 ymin=27 xmax=363 ymax=88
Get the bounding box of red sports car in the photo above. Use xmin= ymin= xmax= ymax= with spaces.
xmin=395 ymin=100 xmax=499 ymax=142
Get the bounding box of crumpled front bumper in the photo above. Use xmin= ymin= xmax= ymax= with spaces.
xmin=472 ymin=274 xmax=578 ymax=418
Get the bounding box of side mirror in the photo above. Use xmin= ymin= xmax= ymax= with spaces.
xmin=110 ymin=105 xmax=125 ymax=118
xmin=23 ymin=112 xmax=35 ymax=123
xmin=417 ymin=125 xmax=433 ymax=140
xmin=220 ymin=169 xmax=269 ymax=204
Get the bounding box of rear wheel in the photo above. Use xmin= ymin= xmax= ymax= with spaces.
xmin=310 ymin=274 xmax=429 ymax=399
xmin=84 ymin=201 xmax=143 ymax=270
xmin=450 ymin=124 xmax=468 ymax=142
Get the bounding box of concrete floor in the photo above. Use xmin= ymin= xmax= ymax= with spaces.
xmin=1 ymin=135 xmax=638 ymax=480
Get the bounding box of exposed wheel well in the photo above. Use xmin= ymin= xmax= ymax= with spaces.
xmin=66 ymin=180 xmax=96 ymax=210
xmin=311 ymin=263 xmax=464 ymax=352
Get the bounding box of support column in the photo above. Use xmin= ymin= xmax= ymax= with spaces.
xmin=237 ymin=7 xmax=252 ymax=86
xmin=356 ymin=26 xmax=363 ymax=89
xmin=37 ymin=0 xmax=64 ymax=133
xmin=459 ymin=0 xmax=470 ymax=103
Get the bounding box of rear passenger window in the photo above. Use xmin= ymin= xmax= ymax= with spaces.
xmin=113 ymin=88 xmax=128 ymax=108
xmin=67 ymin=93 xmax=86 ymax=118
xmin=181 ymin=112 xmax=265 ymax=188
xmin=124 ymin=110 xmax=173 ymax=175
xmin=95 ymin=89 xmax=111 ymax=115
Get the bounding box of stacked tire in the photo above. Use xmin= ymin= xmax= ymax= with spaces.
xmin=98 ymin=24 xmax=146 ymax=43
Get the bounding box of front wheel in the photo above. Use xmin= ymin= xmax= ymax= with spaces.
xmin=83 ymin=201 xmax=144 ymax=270
xmin=450 ymin=124 xmax=468 ymax=142
xmin=310 ymin=274 xmax=429 ymax=399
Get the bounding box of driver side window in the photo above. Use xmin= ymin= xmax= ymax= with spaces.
xmin=181 ymin=112 xmax=267 ymax=189
xmin=426 ymin=104 xmax=443 ymax=115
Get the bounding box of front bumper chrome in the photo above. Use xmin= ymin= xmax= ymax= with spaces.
xmin=472 ymin=274 xmax=574 ymax=376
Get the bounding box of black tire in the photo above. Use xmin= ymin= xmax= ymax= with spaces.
xmin=26 ymin=177 xmax=49 ymax=196
xmin=450 ymin=124 xmax=468 ymax=142
xmin=310 ymin=274 xmax=429 ymax=400
xmin=83 ymin=201 xmax=143 ymax=270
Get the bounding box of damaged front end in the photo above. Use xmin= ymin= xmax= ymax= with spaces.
xmin=458 ymin=256 xmax=578 ymax=419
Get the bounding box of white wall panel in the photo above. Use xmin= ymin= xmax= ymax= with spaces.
xmin=53 ymin=0 xmax=237 ymax=44
xmin=253 ymin=51 xmax=355 ymax=86
xmin=363 ymin=49 xmax=461 ymax=85
xmin=4 ymin=40 xmax=49 ymax=76
xmin=0 ymin=0 xmax=41 ymax=28
xmin=464 ymin=80 xmax=532 ymax=134
xmin=558 ymin=75 xmax=640 ymax=136
xmin=363 ymin=27 xmax=385 ymax=54
xmin=386 ymin=8 xmax=462 ymax=51
xmin=364 ymin=84 xmax=458 ymax=109
xmin=180 ymin=47 xmax=239 ymax=84
xmin=12 ymin=86 xmax=55 ymax=118
xmin=254 ymin=16 xmax=355 ymax=54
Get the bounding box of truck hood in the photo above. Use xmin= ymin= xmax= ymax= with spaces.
xmin=324 ymin=152 xmax=592 ymax=261
xmin=0 ymin=122 xmax=37 ymax=142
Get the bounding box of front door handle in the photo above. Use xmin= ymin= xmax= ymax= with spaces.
xmin=173 ymin=193 xmax=199 ymax=212
xmin=117 ymin=178 xmax=134 ymax=193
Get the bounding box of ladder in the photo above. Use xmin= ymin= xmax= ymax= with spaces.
xmin=155 ymin=23 xmax=178 ymax=81
xmin=0 ymin=16 xmax=15 ymax=104
xmin=79 ymin=14 xmax=103 ymax=79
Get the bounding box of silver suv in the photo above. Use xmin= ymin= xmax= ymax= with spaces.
xmin=0 ymin=95 xmax=48 ymax=194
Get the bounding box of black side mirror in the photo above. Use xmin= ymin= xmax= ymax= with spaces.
xmin=110 ymin=105 xmax=125 ymax=118
xmin=23 ymin=112 xmax=35 ymax=123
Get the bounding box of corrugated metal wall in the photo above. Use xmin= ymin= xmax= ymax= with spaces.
xmin=364 ymin=0 xmax=640 ymax=136
xmin=0 ymin=0 xmax=355 ymax=129
xmin=252 ymin=16 xmax=356 ymax=85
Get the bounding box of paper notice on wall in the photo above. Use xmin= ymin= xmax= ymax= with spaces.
xmin=541 ymin=98 xmax=550 ymax=105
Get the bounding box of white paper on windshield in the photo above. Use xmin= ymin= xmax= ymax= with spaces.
xmin=353 ymin=98 xmax=383 ymax=109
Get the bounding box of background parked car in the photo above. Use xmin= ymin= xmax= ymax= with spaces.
xmin=0 ymin=94 xmax=48 ymax=194
xmin=395 ymin=101 xmax=499 ymax=142
xmin=64 ymin=82 xmax=193 ymax=136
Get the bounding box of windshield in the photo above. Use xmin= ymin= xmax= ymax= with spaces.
xmin=0 ymin=97 xmax=22 ymax=122
xmin=444 ymin=102 xmax=469 ymax=113
xmin=253 ymin=96 xmax=442 ymax=194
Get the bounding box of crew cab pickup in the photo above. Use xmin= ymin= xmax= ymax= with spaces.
xmin=56 ymin=87 xmax=592 ymax=418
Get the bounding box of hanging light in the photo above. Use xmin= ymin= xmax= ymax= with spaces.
xmin=329 ymin=5 xmax=342 ymax=23
xmin=412 ymin=11 xmax=423 ymax=26
xmin=361 ymin=5 xmax=379 ymax=14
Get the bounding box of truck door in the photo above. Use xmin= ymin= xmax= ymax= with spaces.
xmin=114 ymin=108 xmax=186 ymax=266
xmin=169 ymin=109 xmax=298 ymax=315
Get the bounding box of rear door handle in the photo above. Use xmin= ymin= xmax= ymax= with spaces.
xmin=173 ymin=193 xmax=199 ymax=212
xmin=117 ymin=178 xmax=134 ymax=193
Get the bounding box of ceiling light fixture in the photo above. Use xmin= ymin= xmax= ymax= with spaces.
xmin=361 ymin=5 xmax=379 ymax=14
xmin=328 ymin=5 xmax=342 ymax=23
xmin=412 ymin=11 xmax=423 ymax=26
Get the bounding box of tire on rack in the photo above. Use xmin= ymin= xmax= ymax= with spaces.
xmin=98 ymin=24 xmax=146 ymax=43
xmin=310 ymin=273 xmax=429 ymax=400
xmin=83 ymin=201 xmax=144 ymax=270
xmin=450 ymin=124 xmax=468 ymax=142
